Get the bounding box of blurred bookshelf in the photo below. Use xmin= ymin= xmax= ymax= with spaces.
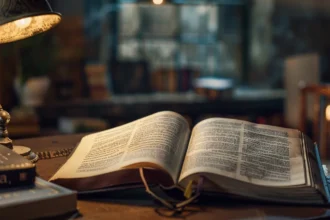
xmin=30 ymin=0 xmax=288 ymax=136
xmin=36 ymin=88 xmax=285 ymax=134
xmin=35 ymin=0 xmax=288 ymax=135
xmin=5 ymin=0 xmax=330 ymax=137
xmin=83 ymin=0 xmax=248 ymax=93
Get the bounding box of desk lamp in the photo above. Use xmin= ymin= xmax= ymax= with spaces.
xmin=0 ymin=0 xmax=61 ymax=162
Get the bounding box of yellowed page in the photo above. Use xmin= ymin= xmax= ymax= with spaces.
xmin=50 ymin=111 xmax=190 ymax=183
xmin=179 ymin=118 xmax=307 ymax=187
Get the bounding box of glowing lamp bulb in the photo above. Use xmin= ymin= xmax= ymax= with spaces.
xmin=153 ymin=0 xmax=163 ymax=5
xmin=326 ymin=105 xmax=330 ymax=121
xmin=14 ymin=17 xmax=32 ymax=29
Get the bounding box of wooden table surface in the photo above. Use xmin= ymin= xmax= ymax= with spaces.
xmin=14 ymin=134 xmax=330 ymax=220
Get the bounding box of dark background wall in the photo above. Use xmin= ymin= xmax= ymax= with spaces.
xmin=52 ymin=0 xmax=84 ymax=17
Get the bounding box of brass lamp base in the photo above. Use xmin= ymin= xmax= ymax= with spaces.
xmin=13 ymin=145 xmax=39 ymax=163
xmin=0 ymin=105 xmax=38 ymax=163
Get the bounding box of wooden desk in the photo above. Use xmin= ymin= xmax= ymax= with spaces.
xmin=15 ymin=134 xmax=330 ymax=220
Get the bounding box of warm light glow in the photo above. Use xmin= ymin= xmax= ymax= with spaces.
xmin=326 ymin=105 xmax=330 ymax=121
xmin=14 ymin=17 xmax=32 ymax=29
xmin=0 ymin=14 xmax=61 ymax=44
xmin=153 ymin=0 xmax=163 ymax=5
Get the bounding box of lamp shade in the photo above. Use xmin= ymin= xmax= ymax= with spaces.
xmin=0 ymin=0 xmax=61 ymax=43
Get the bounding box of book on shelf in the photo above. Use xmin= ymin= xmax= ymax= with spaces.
xmin=0 ymin=177 xmax=77 ymax=219
xmin=50 ymin=111 xmax=330 ymax=206
xmin=85 ymin=63 xmax=111 ymax=100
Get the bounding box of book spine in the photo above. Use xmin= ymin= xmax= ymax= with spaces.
xmin=0 ymin=167 xmax=36 ymax=188
xmin=314 ymin=144 xmax=330 ymax=203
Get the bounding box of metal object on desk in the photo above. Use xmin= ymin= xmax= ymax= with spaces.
xmin=0 ymin=105 xmax=38 ymax=163
xmin=0 ymin=0 xmax=61 ymax=163
xmin=0 ymin=105 xmax=12 ymax=149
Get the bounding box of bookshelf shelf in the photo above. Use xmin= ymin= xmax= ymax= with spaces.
xmin=37 ymin=90 xmax=284 ymax=130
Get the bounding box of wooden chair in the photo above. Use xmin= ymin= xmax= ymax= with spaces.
xmin=299 ymin=84 xmax=330 ymax=159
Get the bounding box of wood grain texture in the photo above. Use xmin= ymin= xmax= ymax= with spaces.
xmin=14 ymin=134 xmax=330 ymax=220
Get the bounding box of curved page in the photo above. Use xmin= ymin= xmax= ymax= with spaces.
xmin=179 ymin=118 xmax=306 ymax=187
xmin=50 ymin=111 xmax=190 ymax=184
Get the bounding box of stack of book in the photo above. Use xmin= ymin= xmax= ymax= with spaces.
xmin=0 ymin=145 xmax=77 ymax=219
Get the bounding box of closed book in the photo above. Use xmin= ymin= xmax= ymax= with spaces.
xmin=0 ymin=145 xmax=35 ymax=188
xmin=0 ymin=177 xmax=77 ymax=219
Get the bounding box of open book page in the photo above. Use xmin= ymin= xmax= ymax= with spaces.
xmin=50 ymin=111 xmax=190 ymax=183
xmin=179 ymin=118 xmax=307 ymax=187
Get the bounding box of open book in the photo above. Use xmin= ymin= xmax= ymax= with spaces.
xmin=50 ymin=111 xmax=330 ymax=205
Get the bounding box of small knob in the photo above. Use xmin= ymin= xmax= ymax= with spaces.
xmin=0 ymin=105 xmax=13 ymax=149
xmin=0 ymin=105 xmax=10 ymax=124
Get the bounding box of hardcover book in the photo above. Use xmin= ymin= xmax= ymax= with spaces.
xmin=0 ymin=144 xmax=35 ymax=188
xmin=0 ymin=177 xmax=77 ymax=219
xmin=49 ymin=111 xmax=330 ymax=206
